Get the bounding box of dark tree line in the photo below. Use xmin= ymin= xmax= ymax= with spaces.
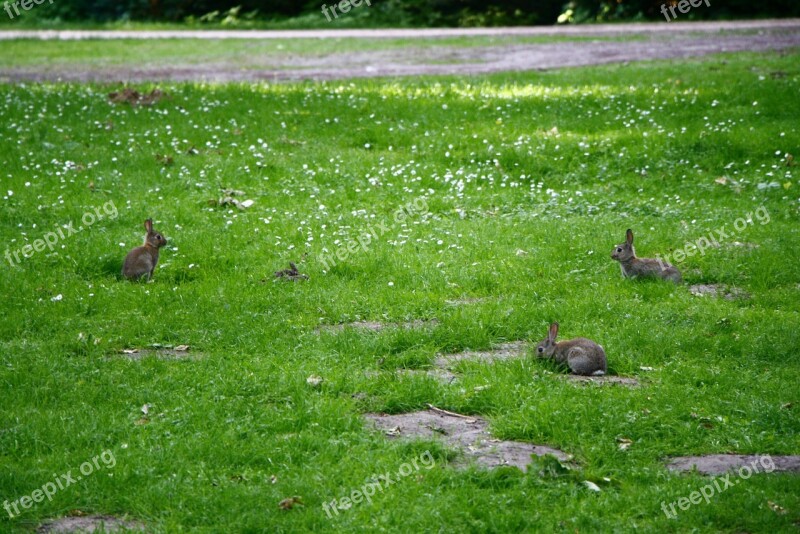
xmin=19 ymin=0 xmax=800 ymax=24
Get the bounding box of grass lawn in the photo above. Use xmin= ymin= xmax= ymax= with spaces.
xmin=0 ymin=50 xmax=799 ymax=532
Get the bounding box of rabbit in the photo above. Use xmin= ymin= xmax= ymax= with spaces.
xmin=122 ymin=218 xmax=167 ymax=281
xmin=536 ymin=322 xmax=607 ymax=376
xmin=611 ymin=229 xmax=682 ymax=283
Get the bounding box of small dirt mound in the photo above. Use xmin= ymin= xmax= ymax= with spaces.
xmin=38 ymin=515 xmax=145 ymax=533
xmin=563 ymin=375 xmax=640 ymax=387
xmin=689 ymin=284 xmax=751 ymax=301
xmin=365 ymin=408 xmax=569 ymax=471
xmin=434 ymin=342 xmax=528 ymax=367
xmin=666 ymin=454 xmax=800 ymax=475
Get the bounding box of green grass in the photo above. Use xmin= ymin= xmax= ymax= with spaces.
xmin=0 ymin=50 xmax=799 ymax=532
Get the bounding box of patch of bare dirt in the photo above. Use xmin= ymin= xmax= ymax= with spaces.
xmin=316 ymin=319 xmax=439 ymax=333
xmin=119 ymin=344 xmax=198 ymax=360
xmin=365 ymin=407 xmax=569 ymax=471
xmin=562 ymin=375 xmax=641 ymax=387
xmin=2 ymin=22 xmax=799 ymax=83
xmin=444 ymin=297 xmax=489 ymax=306
xmin=395 ymin=368 xmax=459 ymax=384
xmin=434 ymin=341 xmax=528 ymax=367
xmin=666 ymin=454 xmax=800 ymax=475
xmin=689 ymin=284 xmax=751 ymax=301
xmin=38 ymin=515 xmax=145 ymax=533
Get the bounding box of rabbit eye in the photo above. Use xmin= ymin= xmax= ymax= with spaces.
xmin=617 ymin=247 xmax=622 ymax=252
xmin=537 ymin=347 xmax=544 ymax=353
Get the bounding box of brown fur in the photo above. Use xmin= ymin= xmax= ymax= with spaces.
xmin=122 ymin=218 xmax=167 ymax=281
xmin=536 ymin=322 xmax=607 ymax=376
xmin=611 ymin=229 xmax=682 ymax=283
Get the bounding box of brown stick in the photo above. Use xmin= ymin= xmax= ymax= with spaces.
xmin=426 ymin=404 xmax=477 ymax=422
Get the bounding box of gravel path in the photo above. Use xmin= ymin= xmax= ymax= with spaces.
xmin=1 ymin=19 xmax=799 ymax=82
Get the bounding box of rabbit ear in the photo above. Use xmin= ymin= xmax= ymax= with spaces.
xmin=548 ymin=322 xmax=559 ymax=341
xmin=144 ymin=219 xmax=153 ymax=233
xmin=626 ymin=229 xmax=634 ymax=245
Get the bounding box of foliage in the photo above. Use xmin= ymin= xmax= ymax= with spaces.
xmin=9 ymin=0 xmax=800 ymax=25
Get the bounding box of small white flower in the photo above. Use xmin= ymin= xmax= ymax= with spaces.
xmin=388 ymin=281 xmax=394 ymax=287
xmin=51 ymin=294 xmax=63 ymax=302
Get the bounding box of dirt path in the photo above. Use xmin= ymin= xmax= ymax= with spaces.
xmin=1 ymin=19 xmax=799 ymax=82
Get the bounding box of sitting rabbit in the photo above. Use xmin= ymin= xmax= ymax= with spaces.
xmin=536 ymin=322 xmax=607 ymax=376
xmin=611 ymin=229 xmax=682 ymax=283
xmin=122 ymin=218 xmax=167 ymax=281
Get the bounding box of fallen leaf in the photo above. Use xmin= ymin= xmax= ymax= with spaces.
xmin=715 ymin=177 xmax=728 ymax=185
xmin=306 ymin=375 xmax=323 ymax=388
xmin=141 ymin=404 xmax=152 ymax=415
xmin=279 ymin=496 xmax=303 ymax=510
xmin=155 ymin=154 xmax=174 ymax=167
xmin=768 ymin=500 xmax=786 ymax=514
xmin=174 ymin=345 xmax=190 ymax=352
xmin=583 ymin=480 xmax=602 ymax=492
xmin=122 ymin=349 xmax=139 ymax=354
xmin=639 ymin=366 xmax=655 ymax=371
xmin=617 ymin=437 xmax=633 ymax=451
